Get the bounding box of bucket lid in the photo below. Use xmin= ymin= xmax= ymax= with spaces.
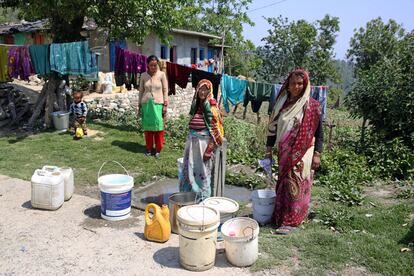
xmin=177 ymin=205 xmax=219 ymax=226
xmin=201 ymin=197 xmax=239 ymax=215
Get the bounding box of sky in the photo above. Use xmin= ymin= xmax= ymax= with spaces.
xmin=243 ymin=0 xmax=414 ymax=60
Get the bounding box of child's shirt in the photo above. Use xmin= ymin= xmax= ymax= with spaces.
xmin=70 ymin=101 xmax=87 ymax=118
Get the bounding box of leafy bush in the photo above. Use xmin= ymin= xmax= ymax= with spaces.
xmin=88 ymin=108 xmax=141 ymax=131
xmin=361 ymin=133 xmax=414 ymax=180
xmin=165 ymin=115 xmax=189 ymax=150
xmin=223 ymin=117 xmax=265 ymax=165
xmin=225 ymin=171 xmax=268 ymax=190
xmin=318 ymin=148 xmax=373 ymax=205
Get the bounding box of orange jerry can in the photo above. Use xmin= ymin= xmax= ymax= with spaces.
xmin=144 ymin=203 xmax=171 ymax=243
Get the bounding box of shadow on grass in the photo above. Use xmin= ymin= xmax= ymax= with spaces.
xmin=92 ymin=120 xmax=141 ymax=133
xmin=400 ymin=222 xmax=414 ymax=255
xmin=112 ymin=140 xmax=147 ymax=154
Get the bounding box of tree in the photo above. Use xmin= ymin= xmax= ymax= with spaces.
xmin=346 ymin=18 xmax=414 ymax=146
xmin=179 ymin=0 xmax=256 ymax=76
xmin=257 ymin=15 xmax=340 ymax=85
xmin=0 ymin=0 xmax=190 ymax=129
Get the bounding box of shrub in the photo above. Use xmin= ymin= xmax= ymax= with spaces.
xmin=361 ymin=133 xmax=414 ymax=180
xmin=318 ymin=148 xmax=373 ymax=205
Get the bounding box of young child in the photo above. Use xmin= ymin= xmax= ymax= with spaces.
xmin=69 ymin=91 xmax=88 ymax=136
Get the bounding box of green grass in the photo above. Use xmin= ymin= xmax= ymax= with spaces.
xmin=252 ymin=187 xmax=414 ymax=275
xmin=1 ymin=117 xmax=413 ymax=275
xmin=0 ymin=122 xmax=182 ymax=186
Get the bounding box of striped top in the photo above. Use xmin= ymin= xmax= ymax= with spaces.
xmin=189 ymin=108 xmax=206 ymax=130
xmin=70 ymin=101 xmax=87 ymax=118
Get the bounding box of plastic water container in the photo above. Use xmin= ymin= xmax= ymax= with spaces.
xmin=59 ymin=167 xmax=74 ymax=201
xmin=144 ymin=203 xmax=171 ymax=243
xmin=51 ymin=111 xmax=70 ymax=131
xmin=43 ymin=166 xmax=74 ymax=201
xmin=98 ymin=161 xmax=134 ymax=221
xmin=252 ymin=189 xmax=276 ymax=225
xmin=200 ymin=197 xmax=239 ymax=241
xmin=221 ymin=217 xmax=260 ymax=267
xmin=177 ymin=205 xmax=220 ymax=271
xmin=31 ymin=169 xmax=65 ymax=210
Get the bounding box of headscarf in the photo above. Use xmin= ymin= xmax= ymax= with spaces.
xmin=267 ymin=68 xmax=311 ymax=143
xmin=189 ymin=79 xmax=224 ymax=145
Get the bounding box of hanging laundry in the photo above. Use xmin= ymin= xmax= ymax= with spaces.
xmin=220 ymin=74 xmax=247 ymax=113
xmin=8 ymin=46 xmax=34 ymax=81
xmin=268 ymin=84 xmax=282 ymax=115
xmin=311 ymin=86 xmax=328 ymax=121
xmin=29 ymin=44 xmax=50 ymax=76
xmin=243 ymin=81 xmax=274 ymax=113
xmin=109 ymin=41 xmax=127 ymax=72
xmin=166 ymin=62 xmax=193 ymax=95
xmin=50 ymin=41 xmax=97 ymax=76
xmin=191 ymin=69 xmax=222 ymax=99
xmin=0 ymin=45 xmax=10 ymax=82
xmin=114 ymin=47 xmax=146 ymax=90
xmin=13 ymin=33 xmax=26 ymax=45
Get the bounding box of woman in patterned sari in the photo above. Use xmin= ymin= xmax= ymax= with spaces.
xmin=265 ymin=69 xmax=323 ymax=234
xmin=179 ymin=79 xmax=224 ymax=200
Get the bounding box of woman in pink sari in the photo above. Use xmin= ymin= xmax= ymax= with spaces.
xmin=265 ymin=69 xmax=323 ymax=234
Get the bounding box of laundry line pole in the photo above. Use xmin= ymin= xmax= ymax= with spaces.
xmin=218 ymin=29 xmax=225 ymax=107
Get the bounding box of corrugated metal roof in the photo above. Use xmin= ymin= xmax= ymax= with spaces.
xmin=0 ymin=19 xmax=49 ymax=35
xmin=172 ymin=29 xmax=221 ymax=40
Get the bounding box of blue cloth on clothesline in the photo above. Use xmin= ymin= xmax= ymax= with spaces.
xmin=220 ymin=74 xmax=247 ymax=113
xmin=50 ymin=41 xmax=98 ymax=76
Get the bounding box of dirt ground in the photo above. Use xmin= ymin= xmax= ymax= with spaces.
xmin=0 ymin=174 xmax=253 ymax=275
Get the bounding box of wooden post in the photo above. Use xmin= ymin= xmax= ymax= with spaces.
xmin=326 ymin=120 xmax=336 ymax=151
xmin=217 ymin=29 xmax=226 ymax=106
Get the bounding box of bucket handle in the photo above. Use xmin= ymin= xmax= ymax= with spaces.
xmin=243 ymin=226 xmax=255 ymax=242
xmin=98 ymin=161 xmax=130 ymax=179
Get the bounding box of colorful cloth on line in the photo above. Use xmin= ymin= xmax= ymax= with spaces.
xmin=268 ymin=84 xmax=282 ymax=115
xmin=50 ymin=41 xmax=98 ymax=76
xmin=243 ymin=81 xmax=274 ymax=113
xmin=69 ymin=101 xmax=88 ymax=118
xmin=29 ymin=44 xmax=51 ymax=76
xmin=0 ymin=45 xmax=10 ymax=82
xmin=8 ymin=46 xmax=34 ymax=81
xmin=220 ymin=74 xmax=247 ymax=113
xmin=166 ymin=62 xmax=193 ymax=95
xmin=114 ymin=47 xmax=147 ymax=89
xmin=311 ymin=86 xmax=328 ymax=121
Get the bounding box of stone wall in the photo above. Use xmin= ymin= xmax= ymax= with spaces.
xmin=84 ymin=83 xmax=195 ymax=120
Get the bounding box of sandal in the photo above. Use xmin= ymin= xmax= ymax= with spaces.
xmin=275 ymin=226 xmax=299 ymax=235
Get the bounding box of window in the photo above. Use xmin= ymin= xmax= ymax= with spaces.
xmin=199 ymin=48 xmax=205 ymax=61
xmin=160 ymin=45 xmax=167 ymax=59
xmin=191 ymin=48 xmax=197 ymax=64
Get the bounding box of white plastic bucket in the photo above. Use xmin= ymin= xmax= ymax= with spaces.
xmin=52 ymin=111 xmax=70 ymax=131
xmin=177 ymin=157 xmax=184 ymax=181
xmin=200 ymin=197 xmax=239 ymax=241
xmin=252 ymin=189 xmax=276 ymax=225
xmin=98 ymin=161 xmax=134 ymax=221
xmin=177 ymin=205 xmax=220 ymax=271
xmin=31 ymin=169 xmax=65 ymax=210
xmin=221 ymin=217 xmax=260 ymax=267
